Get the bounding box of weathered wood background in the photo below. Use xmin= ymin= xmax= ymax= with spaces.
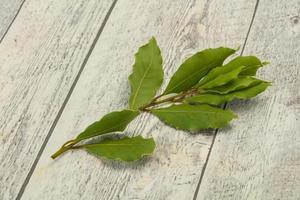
xmin=0 ymin=0 xmax=299 ymax=199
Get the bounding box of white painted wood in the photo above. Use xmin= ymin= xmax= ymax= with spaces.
xmin=0 ymin=0 xmax=24 ymax=40
xmin=197 ymin=0 xmax=300 ymax=199
xmin=0 ymin=0 xmax=114 ymax=199
xmin=21 ymin=0 xmax=258 ymax=199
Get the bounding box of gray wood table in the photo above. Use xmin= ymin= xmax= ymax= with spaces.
xmin=0 ymin=0 xmax=299 ymax=199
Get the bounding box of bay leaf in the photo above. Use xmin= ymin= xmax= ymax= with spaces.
xmin=151 ymin=104 xmax=237 ymax=131
xmin=186 ymin=82 xmax=271 ymax=105
xmin=224 ymin=56 xmax=268 ymax=76
xmin=205 ymin=76 xmax=265 ymax=94
xmin=197 ymin=65 xmax=246 ymax=89
xmin=84 ymin=136 xmax=155 ymax=162
xmin=163 ymin=47 xmax=236 ymax=94
xmin=129 ymin=37 xmax=163 ymax=109
xmin=76 ymin=110 xmax=139 ymax=141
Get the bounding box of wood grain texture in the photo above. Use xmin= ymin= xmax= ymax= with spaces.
xmin=0 ymin=0 xmax=24 ymax=40
xmin=197 ymin=0 xmax=300 ymax=199
xmin=0 ymin=0 xmax=114 ymax=199
xmin=21 ymin=0 xmax=258 ymax=199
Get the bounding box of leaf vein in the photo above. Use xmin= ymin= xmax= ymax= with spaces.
xmin=130 ymin=47 xmax=155 ymax=108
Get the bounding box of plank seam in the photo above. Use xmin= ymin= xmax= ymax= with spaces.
xmin=0 ymin=0 xmax=26 ymax=43
xmin=192 ymin=0 xmax=260 ymax=199
xmin=15 ymin=0 xmax=118 ymax=199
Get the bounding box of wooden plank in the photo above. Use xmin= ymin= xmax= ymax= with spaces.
xmin=0 ymin=0 xmax=114 ymax=199
xmin=21 ymin=0 xmax=259 ymax=199
xmin=0 ymin=0 xmax=24 ymax=41
xmin=196 ymin=0 xmax=300 ymax=199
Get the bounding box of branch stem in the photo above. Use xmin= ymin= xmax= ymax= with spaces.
xmin=139 ymin=88 xmax=198 ymax=111
xmin=51 ymin=139 xmax=79 ymax=159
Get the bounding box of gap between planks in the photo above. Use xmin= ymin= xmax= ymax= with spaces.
xmin=192 ymin=0 xmax=261 ymax=199
xmin=195 ymin=0 xmax=300 ymax=198
xmin=0 ymin=0 xmax=25 ymax=43
xmin=15 ymin=0 xmax=118 ymax=199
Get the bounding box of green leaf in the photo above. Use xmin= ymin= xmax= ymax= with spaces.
xmin=186 ymin=82 xmax=271 ymax=105
xmin=76 ymin=110 xmax=139 ymax=141
xmin=224 ymin=56 xmax=267 ymax=76
xmin=196 ymin=65 xmax=246 ymax=89
xmin=84 ymin=136 xmax=156 ymax=162
xmin=163 ymin=47 xmax=236 ymax=94
xmin=151 ymin=104 xmax=237 ymax=131
xmin=129 ymin=37 xmax=163 ymax=109
xmin=205 ymin=76 xmax=265 ymax=94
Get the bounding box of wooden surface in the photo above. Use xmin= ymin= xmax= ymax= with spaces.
xmin=0 ymin=0 xmax=299 ymax=199
xmin=197 ymin=0 xmax=300 ymax=199
xmin=0 ymin=0 xmax=24 ymax=41
xmin=20 ymin=0 xmax=258 ymax=199
xmin=0 ymin=0 xmax=114 ymax=199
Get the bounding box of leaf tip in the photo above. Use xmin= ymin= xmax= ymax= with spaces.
xmin=233 ymin=113 xmax=239 ymax=119
xmin=262 ymin=61 xmax=270 ymax=65
xmin=266 ymin=81 xmax=273 ymax=86
xmin=227 ymin=109 xmax=238 ymax=119
xmin=149 ymin=36 xmax=157 ymax=43
xmin=235 ymin=45 xmax=241 ymax=52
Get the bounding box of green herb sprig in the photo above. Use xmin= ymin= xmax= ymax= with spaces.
xmin=52 ymin=37 xmax=270 ymax=162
